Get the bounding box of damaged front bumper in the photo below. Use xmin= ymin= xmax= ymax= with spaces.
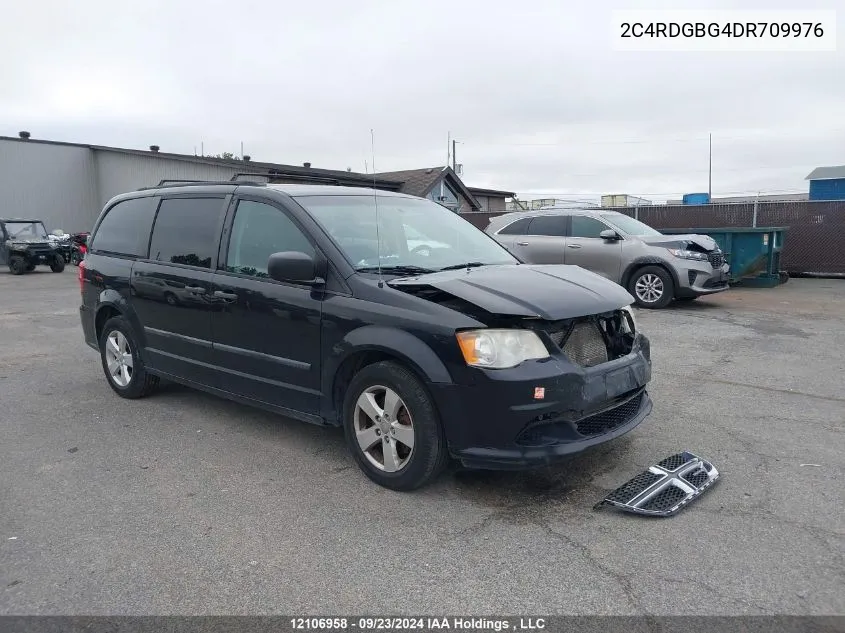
xmin=430 ymin=334 xmax=653 ymax=470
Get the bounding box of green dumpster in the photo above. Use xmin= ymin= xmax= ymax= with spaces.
xmin=660 ymin=227 xmax=788 ymax=287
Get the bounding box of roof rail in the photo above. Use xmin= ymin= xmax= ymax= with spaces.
xmin=136 ymin=179 xmax=268 ymax=191
xmin=231 ymin=172 xmax=344 ymax=185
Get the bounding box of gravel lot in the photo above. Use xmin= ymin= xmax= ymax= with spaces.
xmin=1 ymin=270 xmax=843 ymax=615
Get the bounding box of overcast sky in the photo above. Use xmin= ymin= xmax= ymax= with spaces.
xmin=1 ymin=0 xmax=843 ymax=201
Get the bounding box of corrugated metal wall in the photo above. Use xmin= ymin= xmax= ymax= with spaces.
xmin=94 ymin=151 xmax=242 ymax=208
xmin=0 ymin=140 xmax=99 ymax=232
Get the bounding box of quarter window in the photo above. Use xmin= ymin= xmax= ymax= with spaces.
xmin=91 ymin=197 xmax=158 ymax=257
xmin=148 ymin=197 xmax=225 ymax=269
xmin=570 ymin=216 xmax=608 ymax=238
xmin=226 ymin=200 xmax=315 ymax=278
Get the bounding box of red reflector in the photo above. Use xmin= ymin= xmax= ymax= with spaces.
xmin=78 ymin=260 xmax=85 ymax=292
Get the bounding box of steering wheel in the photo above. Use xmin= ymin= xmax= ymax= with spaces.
xmin=411 ymin=244 xmax=433 ymax=257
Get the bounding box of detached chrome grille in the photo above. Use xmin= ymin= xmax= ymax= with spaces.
xmin=551 ymin=322 xmax=608 ymax=367
xmin=708 ymin=252 xmax=725 ymax=268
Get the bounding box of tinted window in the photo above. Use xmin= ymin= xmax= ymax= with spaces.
xmin=570 ymin=216 xmax=608 ymax=238
xmin=527 ymin=215 xmax=567 ymax=236
xmin=226 ymin=200 xmax=315 ymax=278
xmin=498 ymin=217 xmax=532 ymax=235
xmin=92 ymin=197 xmax=158 ymax=257
xmin=148 ymin=197 xmax=224 ymax=269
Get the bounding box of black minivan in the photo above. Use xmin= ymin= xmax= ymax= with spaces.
xmin=79 ymin=183 xmax=653 ymax=490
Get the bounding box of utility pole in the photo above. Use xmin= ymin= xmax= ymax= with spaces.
xmin=240 ymin=141 xmax=244 ymax=160
xmin=452 ymin=139 xmax=457 ymax=172
xmin=708 ymin=133 xmax=712 ymax=201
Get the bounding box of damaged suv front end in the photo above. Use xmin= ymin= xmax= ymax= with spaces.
xmin=388 ymin=264 xmax=652 ymax=469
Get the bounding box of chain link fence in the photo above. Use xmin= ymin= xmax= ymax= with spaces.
xmin=460 ymin=201 xmax=845 ymax=275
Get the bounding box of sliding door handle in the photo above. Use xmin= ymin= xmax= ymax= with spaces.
xmin=567 ymin=244 xmax=582 ymax=249
xmin=516 ymin=241 xmax=529 ymax=246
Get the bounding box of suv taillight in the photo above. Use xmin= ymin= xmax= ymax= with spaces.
xmin=78 ymin=260 xmax=85 ymax=293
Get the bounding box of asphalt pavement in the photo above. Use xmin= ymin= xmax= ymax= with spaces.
xmin=1 ymin=270 xmax=843 ymax=615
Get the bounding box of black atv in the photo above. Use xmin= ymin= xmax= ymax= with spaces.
xmin=0 ymin=218 xmax=66 ymax=275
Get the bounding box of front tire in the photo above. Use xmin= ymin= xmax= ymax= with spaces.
xmin=343 ymin=361 xmax=447 ymax=491
xmin=628 ymin=266 xmax=674 ymax=309
xmin=9 ymin=256 xmax=26 ymax=275
xmin=50 ymin=254 xmax=65 ymax=273
xmin=99 ymin=316 xmax=159 ymax=399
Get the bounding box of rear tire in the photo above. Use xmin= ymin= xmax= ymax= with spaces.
xmin=628 ymin=266 xmax=674 ymax=309
xmin=9 ymin=256 xmax=26 ymax=275
xmin=343 ymin=361 xmax=447 ymax=491
xmin=99 ymin=316 xmax=159 ymax=399
xmin=50 ymin=255 xmax=65 ymax=273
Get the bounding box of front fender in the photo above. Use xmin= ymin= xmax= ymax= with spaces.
xmin=325 ymin=325 xmax=453 ymax=386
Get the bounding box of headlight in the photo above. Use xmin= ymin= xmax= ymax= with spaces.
xmin=668 ymin=248 xmax=708 ymax=262
xmin=621 ymin=305 xmax=637 ymax=333
xmin=456 ymin=329 xmax=549 ymax=369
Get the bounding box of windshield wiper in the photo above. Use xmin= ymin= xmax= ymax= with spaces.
xmin=438 ymin=262 xmax=487 ymax=271
xmin=356 ymin=265 xmax=435 ymax=275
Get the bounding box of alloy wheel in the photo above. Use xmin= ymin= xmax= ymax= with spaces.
xmin=635 ymin=273 xmax=664 ymax=304
xmin=353 ymin=385 xmax=415 ymax=472
xmin=105 ymin=330 xmax=134 ymax=387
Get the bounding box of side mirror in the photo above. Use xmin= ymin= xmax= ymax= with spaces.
xmin=267 ymin=251 xmax=324 ymax=285
xmin=600 ymin=229 xmax=621 ymax=241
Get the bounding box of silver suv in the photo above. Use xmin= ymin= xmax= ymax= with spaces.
xmin=486 ymin=209 xmax=730 ymax=309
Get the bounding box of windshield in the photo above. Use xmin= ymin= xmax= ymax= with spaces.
xmin=599 ymin=213 xmax=662 ymax=237
xmin=5 ymin=221 xmax=49 ymax=240
xmin=295 ymin=194 xmax=518 ymax=273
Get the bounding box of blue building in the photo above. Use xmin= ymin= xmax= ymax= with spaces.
xmin=805 ymin=165 xmax=845 ymax=201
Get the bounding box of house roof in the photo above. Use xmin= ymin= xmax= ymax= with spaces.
xmin=371 ymin=167 xmax=446 ymax=197
xmin=805 ymin=165 xmax=845 ymax=181
xmin=372 ymin=166 xmax=481 ymax=210
xmin=466 ymin=186 xmax=515 ymax=198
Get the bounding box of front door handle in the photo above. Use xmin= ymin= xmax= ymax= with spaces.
xmin=567 ymin=244 xmax=582 ymax=249
xmin=213 ymin=290 xmax=238 ymax=301
xmin=184 ymin=286 xmax=206 ymax=294
xmin=516 ymin=241 xmax=529 ymax=246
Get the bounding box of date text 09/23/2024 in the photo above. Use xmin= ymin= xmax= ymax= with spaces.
xmin=290 ymin=618 xmax=547 ymax=631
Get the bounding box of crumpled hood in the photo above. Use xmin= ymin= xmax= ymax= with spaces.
xmin=643 ymin=234 xmax=719 ymax=251
xmin=388 ymin=264 xmax=634 ymax=320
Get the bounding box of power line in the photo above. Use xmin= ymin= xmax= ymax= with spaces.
xmin=462 ymin=128 xmax=845 ymax=147
xmin=512 ymin=188 xmax=809 ymax=197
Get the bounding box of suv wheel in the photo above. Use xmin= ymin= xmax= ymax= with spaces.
xmin=9 ymin=256 xmax=26 ymax=275
xmin=99 ymin=316 xmax=159 ymax=398
xmin=50 ymin=254 xmax=65 ymax=273
xmin=629 ymin=266 xmax=674 ymax=309
xmin=343 ymin=361 xmax=447 ymax=490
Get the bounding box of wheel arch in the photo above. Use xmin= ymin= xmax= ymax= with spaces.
xmin=93 ymin=290 xmax=145 ymax=349
xmin=322 ymin=326 xmax=452 ymax=426
xmin=621 ymin=257 xmax=680 ymax=291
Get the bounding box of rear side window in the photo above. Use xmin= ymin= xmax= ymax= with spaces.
xmin=570 ymin=216 xmax=608 ymax=238
xmin=91 ymin=197 xmax=158 ymax=257
xmin=148 ymin=197 xmax=225 ymax=269
xmin=527 ymin=215 xmax=567 ymax=236
xmin=497 ymin=217 xmax=532 ymax=235
xmin=226 ymin=200 xmax=315 ymax=278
